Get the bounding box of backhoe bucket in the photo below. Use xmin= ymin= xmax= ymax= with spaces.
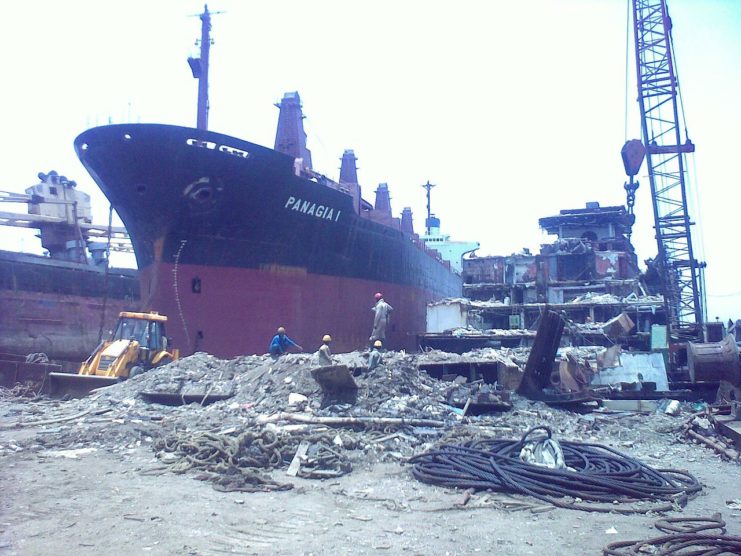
xmin=48 ymin=372 xmax=121 ymax=398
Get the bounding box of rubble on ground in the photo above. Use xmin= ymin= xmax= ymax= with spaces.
xmin=0 ymin=348 xmax=738 ymax=497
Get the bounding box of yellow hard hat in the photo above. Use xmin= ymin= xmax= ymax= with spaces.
xmin=277 ymin=326 xmax=286 ymax=334
xmin=322 ymin=334 xmax=332 ymax=343
xmin=373 ymin=340 xmax=383 ymax=348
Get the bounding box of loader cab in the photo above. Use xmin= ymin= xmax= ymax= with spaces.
xmin=111 ymin=312 xmax=168 ymax=354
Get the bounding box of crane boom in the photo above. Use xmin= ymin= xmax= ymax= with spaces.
xmin=631 ymin=0 xmax=704 ymax=340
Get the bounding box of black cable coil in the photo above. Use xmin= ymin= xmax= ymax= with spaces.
xmin=603 ymin=514 xmax=741 ymax=555
xmin=409 ymin=426 xmax=702 ymax=513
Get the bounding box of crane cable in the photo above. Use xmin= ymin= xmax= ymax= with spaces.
xmin=624 ymin=0 xmax=631 ymax=143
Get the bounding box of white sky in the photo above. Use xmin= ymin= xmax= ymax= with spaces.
xmin=2 ymin=0 xmax=740 ymax=321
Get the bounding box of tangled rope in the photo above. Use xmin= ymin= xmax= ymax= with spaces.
xmin=0 ymin=383 xmax=40 ymax=400
xmin=409 ymin=426 xmax=701 ymax=513
xmin=654 ymin=513 xmax=727 ymax=535
xmin=603 ymin=514 xmax=741 ymax=555
xmin=155 ymin=428 xmax=353 ymax=492
xmin=156 ymin=429 xmax=292 ymax=492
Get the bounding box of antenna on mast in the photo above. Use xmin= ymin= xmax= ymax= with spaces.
xmin=421 ymin=180 xmax=436 ymax=235
xmin=187 ymin=5 xmax=224 ymax=131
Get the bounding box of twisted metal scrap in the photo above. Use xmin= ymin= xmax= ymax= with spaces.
xmin=156 ymin=429 xmax=292 ymax=493
xmin=603 ymin=514 xmax=741 ymax=555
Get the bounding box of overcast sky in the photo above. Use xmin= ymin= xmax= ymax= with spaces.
xmin=2 ymin=0 xmax=740 ymax=321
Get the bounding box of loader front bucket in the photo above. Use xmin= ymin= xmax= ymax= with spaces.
xmin=48 ymin=372 xmax=121 ymax=398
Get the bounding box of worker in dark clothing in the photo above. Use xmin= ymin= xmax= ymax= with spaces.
xmin=268 ymin=326 xmax=303 ymax=356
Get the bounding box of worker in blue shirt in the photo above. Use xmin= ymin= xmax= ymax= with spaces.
xmin=269 ymin=326 xmax=303 ymax=356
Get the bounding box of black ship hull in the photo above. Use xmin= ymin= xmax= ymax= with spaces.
xmin=75 ymin=124 xmax=462 ymax=356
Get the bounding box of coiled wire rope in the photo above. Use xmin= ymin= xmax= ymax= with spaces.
xmin=409 ymin=426 xmax=701 ymax=514
xmin=603 ymin=513 xmax=741 ymax=555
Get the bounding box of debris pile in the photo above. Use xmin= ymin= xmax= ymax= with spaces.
xmin=1 ymin=346 xmax=738 ymax=506
xmin=683 ymin=409 xmax=740 ymax=461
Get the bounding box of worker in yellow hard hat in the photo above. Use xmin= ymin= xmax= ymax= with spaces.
xmin=368 ymin=339 xmax=383 ymax=371
xmin=268 ymin=326 xmax=303 ymax=357
xmin=316 ymin=334 xmax=333 ymax=366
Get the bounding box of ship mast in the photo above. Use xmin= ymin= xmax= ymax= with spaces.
xmin=422 ymin=180 xmax=436 ymax=235
xmin=188 ymin=5 xmax=213 ymax=130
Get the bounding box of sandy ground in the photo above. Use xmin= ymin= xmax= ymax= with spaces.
xmin=1 ymin=419 xmax=740 ymax=556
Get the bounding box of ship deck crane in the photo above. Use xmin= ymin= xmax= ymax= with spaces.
xmin=630 ymin=0 xmax=706 ymax=343
xmin=0 ymin=172 xmax=134 ymax=259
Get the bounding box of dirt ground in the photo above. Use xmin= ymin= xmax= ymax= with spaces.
xmin=2 ymin=412 xmax=740 ymax=555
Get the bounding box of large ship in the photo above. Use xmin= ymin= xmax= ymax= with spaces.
xmin=74 ymin=105 xmax=462 ymax=357
xmin=71 ymin=7 xmax=462 ymax=358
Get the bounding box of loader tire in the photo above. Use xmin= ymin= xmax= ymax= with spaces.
xmin=129 ymin=366 xmax=145 ymax=379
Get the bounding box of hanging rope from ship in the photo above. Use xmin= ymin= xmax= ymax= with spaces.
xmin=173 ymin=239 xmax=191 ymax=352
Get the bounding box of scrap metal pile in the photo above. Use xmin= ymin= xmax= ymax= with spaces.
xmin=1 ymin=347 xmax=737 ymax=503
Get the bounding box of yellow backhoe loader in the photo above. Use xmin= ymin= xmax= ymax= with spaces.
xmin=49 ymin=311 xmax=179 ymax=397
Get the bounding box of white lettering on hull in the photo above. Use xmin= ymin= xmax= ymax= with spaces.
xmin=187 ymin=138 xmax=250 ymax=159
xmin=284 ymin=196 xmax=341 ymax=222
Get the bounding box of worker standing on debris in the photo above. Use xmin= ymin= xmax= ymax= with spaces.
xmin=370 ymin=292 xmax=393 ymax=346
xmin=368 ymin=340 xmax=383 ymax=371
xmin=268 ymin=327 xmax=303 ymax=357
xmin=317 ymin=334 xmax=333 ymax=366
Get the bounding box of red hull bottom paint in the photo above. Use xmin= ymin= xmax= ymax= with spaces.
xmin=0 ymin=290 xmax=136 ymax=365
xmin=141 ymin=262 xmax=435 ymax=358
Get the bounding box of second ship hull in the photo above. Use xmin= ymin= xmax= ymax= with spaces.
xmin=0 ymin=250 xmax=139 ymax=366
xmin=75 ymin=124 xmax=462 ymax=357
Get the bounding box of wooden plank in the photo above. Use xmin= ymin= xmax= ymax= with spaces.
xmin=715 ymin=416 xmax=741 ymax=450
xmin=602 ymin=399 xmax=658 ymax=412
xmin=286 ymin=441 xmax=310 ymax=477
